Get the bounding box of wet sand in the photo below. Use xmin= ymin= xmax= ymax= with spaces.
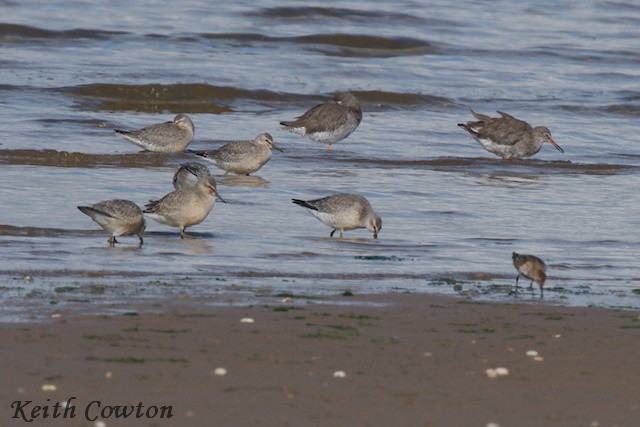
xmin=1 ymin=293 xmax=639 ymax=426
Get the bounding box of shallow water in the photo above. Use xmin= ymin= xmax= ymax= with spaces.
xmin=1 ymin=0 xmax=640 ymax=321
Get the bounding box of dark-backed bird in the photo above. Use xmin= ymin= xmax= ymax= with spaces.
xmin=458 ymin=109 xmax=565 ymax=159
xmin=280 ymin=92 xmax=362 ymax=150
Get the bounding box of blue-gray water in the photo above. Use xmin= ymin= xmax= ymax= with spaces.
xmin=2 ymin=0 xmax=640 ymax=321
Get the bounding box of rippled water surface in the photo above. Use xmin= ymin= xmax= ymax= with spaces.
xmin=2 ymin=0 xmax=640 ymax=320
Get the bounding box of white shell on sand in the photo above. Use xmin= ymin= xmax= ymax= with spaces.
xmin=485 ymin=367 xmax=509 ymax=378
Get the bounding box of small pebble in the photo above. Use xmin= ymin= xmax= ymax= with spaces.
xmin=105 ymin=371 xmax=112 ymax=379
xmin=423 ymin=352 xmax=433 ymax=357
xmin=486 ymin=367 xmax=510 ymax=378
xmin=213 ymin=367 xmax=227 ymax=376
xmin=240 ymin=317 xmax=254 ymax=323
xmin=553 ymin=334 xmax=562 ymax=338
xmin=526 ymin=350 xmax=539 ymax=357
xmin=41 ymin=384 xmax=57 ymax=392
xmin=495 ymin=367 xmax=510 ymax=376
xmin=486 ymin=423 xmax=501 ymax=427
xmin=281 ymin=297 xmax=293 ymax=303
xmin=51 ymin=313 xmax=61 ymax=318
xmin=17 ymin=387 xmax=24 ymax=394
xmin=94 ymin=421 xmax=106 ymax=427
xmin=533 ymin=356 xmax=544 ymax=362
xmin=23 ymin=276 xmax=32 ymax=282
xmin=333 ymin=370 xmax=346 ymax=378
xmin=485 ymin=369 xmax=498 ymax=379
xmin=186 ymin=410 xmax=195 ymax=417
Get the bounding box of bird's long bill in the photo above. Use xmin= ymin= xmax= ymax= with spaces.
xmin=373 ymin=230 xmax=378 ymax=239
xmin=272 ymin=143 xmax=284 ymax=152
xmin=547 ymin=136 xmax=565 ymax=154
xmin=215 ymin=190 xmax=227 ymax=204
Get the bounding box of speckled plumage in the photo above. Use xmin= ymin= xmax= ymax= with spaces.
xmin=144 ymin=177 xmax=222 ymax=238
xmin=292 ymin=193 xmax=382 ymax=239
xmin=512 ymin=251 xmax=547 ymax=295
xmin=173 ymin=162 xmax=212 ymax=190
xmin=115 ymin=113 xmax=195 ymax=153
xmin=78 ymin=199 xmax=145 ymax=246
xmin=195 ymin=133 xmax=281 ymax=175
xmin=280 ymin=92 xmax=362 ymax=150
xmin=458 ymin=109 xmax=564 ymax=159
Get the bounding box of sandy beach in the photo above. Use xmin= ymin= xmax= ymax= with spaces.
xmin=1 ymin=292 xmax=639 ymax=426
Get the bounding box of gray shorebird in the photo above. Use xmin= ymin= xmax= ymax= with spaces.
xmin=173 ymin=162 xmax=212 ymax=190
xmin=77 ymin=199 xmax=145 ymax=247
xmin=280 ymin=92 xmax=362 ymax=150
xmin=143 ymin=176 xmax=224 ymax=238
xmin=458 ymin=109 xmax=565 ymax=159
xmin=292 ymin=193 xmax=382 ymax=239
xmin=194 ymin=133 xmax=282 ymax=175
xmin=512 ymin=252 xmax=547 ymax=296
xmin=115 ymin=113 xmax=195 ymax=152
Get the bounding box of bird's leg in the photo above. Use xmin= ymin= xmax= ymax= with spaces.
xmin=528 ymin=280 xmax=534 ymax=291
xmin=339 ymin=230 xmax=344 ymax=238
xmin=514 ymin=274 xmax=521 ymax=294
xmin=330 ymin=229 xmax=337 ymax=237
xmin=540 ymin=287 xmax=544 ymax=299
xmin=138 ymin=234 xmax=144 ymax=247
xmin=180 ymin=227 xmax=195 ymax=239
xmin=108 ymin=236 xmax=116 ymax=247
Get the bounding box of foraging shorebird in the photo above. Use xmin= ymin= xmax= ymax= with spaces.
xmin=115 ymin=113 xmax=195 ymax=152
xmin=292 ymin=193 xmax=382 ymax=239
xmin=143 ymin=176 xmax=224 ymax=238
xmin=195 ymin=133 xmax=282 ymax=175
xmin=173 ymin=162 xmax=212 ymax=190
xmin=280 ymin=92 xmax=362 ymax=150
xmin=77 ymin=199 xmax=145 ymax=247
xmin=512 ymin=252 xmax=547 ymax=296
xmin=458 ymin=109 xmax=565 ymax=159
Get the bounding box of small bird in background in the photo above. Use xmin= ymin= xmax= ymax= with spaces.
xmin=173 ymin=162 xmax=212 ymax=190
xmin=115 ymin=113 xmax=195 ymax=152
xmin=280 ymin=92 xmax=362 ymax=151
xmin=512 ymin=252 xmax=547 ymax=296
xmin=77 ymin=199 xmax=145 ymax=247
xmin=292 ymin=193 xmax=382 ymax=239
xmin=194 ymin=133 xmax=282 ymax=175
xmin=458 ymin=109 xmax=567 ymax=160
xmin=143 ymin=176 xmax=224 ymax=239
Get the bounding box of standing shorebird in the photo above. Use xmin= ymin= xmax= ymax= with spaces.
xmin=280 ymin=92 xmax=362 ymax=151
xmin=292 ymin=193 xmax=382 ymax=239
xmin=77 ymin=199 xmax=145 ymax=247
xmin=194 ymin=133 xmax=282 ymax=175
xmin=115 ymin=113 xmax=195 ymax=152
xmin=143 ymin=176 xmax=224 ymax=238
xmin=172 ymin=162 xmax=212 ymax=190
xmin=512 ymin=252 xmax=547 ymax=296
xmin=458 ymin=109 xmax=566 ymax=159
